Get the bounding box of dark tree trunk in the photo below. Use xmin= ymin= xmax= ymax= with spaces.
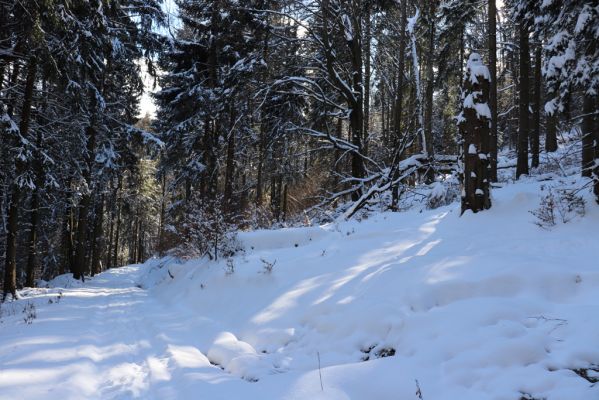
xmin=594 ymin=96 xmax=599 ymax=204
xmin=157 ymin=174 xmax=166 ymax=255
xmin=73 ymin=194 xmax=91 ymax=280
xmin=516 ymin=22 xmax=530 ymax=179
xmin=112 ymin=177 xmax=122 ymax=268
xmin=25 ymin=177 xmax=41 ymax=287
xmin=256 ymin=121 xmax=265 ymax=205
xmin=581 ymin=94 xmax=595 ymax=178
xmin=363 ymin=4 xmax=371 ymax=155
xmin=3 ymin=189 xmax=20 ymax=300
xmin=73 ymin=126 xmax=96 ymax=281
xmin=3 ymin=56 xmax=36 ymax=300
xmin=91 ymin=194 xmax=104 ymax=276
xmin=531 ymin=45 xmax=541 ymax=169
xmin=460 ymin=54 xmax=492 ymax=214
xmin=488 ymin=0 xmax=498 ymax=181
xmin=137 ymin=220 xmax=144 ymax=264
xmin=391 ymin=0 xmax=407 ymax=209
xmin=545 ymin=111 xmax=558 ymax=152
xmin=282 ymin=183 xmax=288 ymax=222
xmin=423 ymin=0 xmax=437 ymax=183
xmin=223 ymin=114 xmax=236 ymax=213
xmin=25 ymin=128 xmax=44 ymax=287
xmin=62 ymin=186 xmax=75 ymax=275
xmin=348 ymin=38 xmax=365 ymax=200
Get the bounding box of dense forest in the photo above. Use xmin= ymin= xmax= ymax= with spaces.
xmin=1 ymin=0 xmax=598 ymax=300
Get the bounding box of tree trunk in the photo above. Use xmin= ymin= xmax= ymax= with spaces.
xmin=423 ymin=1 xmax=437 ymax=183
xmin=24 ymin=180 xmax=40 ymax=287
xmin=256 ymin=121 xmax=265 ymax=205
xmin=488 ymin=0 xmax=498 ymax=181
xmin=25 ymin=128 xmax=44 ymax=287
xmin=137 ymin=220 xmax=144 ymax=264
xmin=223 ymin=114 xmax=236 ymax=213
xmin=282 ymin=183 xmax=288 ymax=222
xmin=545 ymin=111 xmax=558 ymax=152
xmin=73 ymin=126 xmax=96 ymax=281
xmin=3 ymin=188 xmax=19 ymax=300
xmin=594 ymin=96 xmax=599 ymax=204
xmin=91 ymin=194 xmax=104 ymax=276
xmin=112 ymin=176 xmax=122 ymax=268
xmin=516 ymin=22 xmax=530 ymax=179
xmin=3 ymin=56 xmax=36 ymax=300
xmin=391 ymin=0 xmax=407 ymax=209
xmin=363 ymin=4 xmax=371 ymax=155
xmin=61 ymin=191 xmax=75 ymax=276
xmin=157 ymin=174 xmax=166 ymax=255
xmin=460 ymin=54 xmax=492 ymax=214
xmin=348 ymin=10 xmax=365 ymax=200
xmin=531 ymin=44 xmax=541 ymax=169
xmin=581 ymin=94 xmax=595 ymax=178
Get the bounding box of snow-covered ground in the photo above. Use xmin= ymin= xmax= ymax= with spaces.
xmin=1 ymin=177 xmax=598 ymax=399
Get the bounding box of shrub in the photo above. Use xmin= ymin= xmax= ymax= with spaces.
xmin=171 ymin=194 xmax=243 ymax=260
xmin=531 ymin=187 xmax=585 ymax=229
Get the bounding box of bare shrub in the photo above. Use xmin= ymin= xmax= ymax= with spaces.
xmin=531 ymin=187 xmax=585 ymax=229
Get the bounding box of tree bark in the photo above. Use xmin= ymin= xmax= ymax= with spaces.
xmin=516 ymin=22 xmax=530 ymax=179
xmin=545 ymin=111 xmax=558 ymax=152
xmin=90 ymin=194 xmax=104 ymax=276
xmin=223 ymin=112 xmax=236 ymax=214
xmin=488 ymin=0 xmax=498 ymax=181
xmin=363 ymin=4 xmax=371 ymax=155
xmin=3 ymin=56 xmax=36 ymax=300
xmin=423 ymin=0 xmax=437 ymax=183
xmin=581 ymin=94 xmax=595 ymax=178
xmin=112 ymin=176 xmax=122 ymax=268
xmin=73 ymin=126 xmax=96 ymax=281
xmin=460 ymin=54 xmax=492 ymax=214
xmin=25 ymin=123 xmax=44 ymax=287
xmin=391 ymin=0 xmax=407 ymax=209
xmin=594 ymin=96 xmax=599 ymax=204
xmin=256 ymin=121 xmax=265 ymax=205
xmin=157 ymin=174 xmax=166 ymax=255
xmin=347 ymin=8 xmax=366 ymax=199
xmin=531 ymin=44 xmax=541 ymax=169
xmin=61 ymin=184 xmax=75 ymax=275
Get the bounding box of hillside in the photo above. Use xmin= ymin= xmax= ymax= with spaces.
xmin=0 ymin=175 xmax=598 ymax=400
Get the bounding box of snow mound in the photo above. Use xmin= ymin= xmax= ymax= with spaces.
xmin=207 ymin=332 xmax=271 ymax=381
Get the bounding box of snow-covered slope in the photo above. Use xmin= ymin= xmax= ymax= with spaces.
xmin=1 ymin=178 xmax=598 ymax=400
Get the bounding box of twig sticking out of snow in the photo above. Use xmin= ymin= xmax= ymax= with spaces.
xmin=415 ymin=379 xmax=424 ymax=399
xmin=317 ymin=351 xmax=324 ymax=391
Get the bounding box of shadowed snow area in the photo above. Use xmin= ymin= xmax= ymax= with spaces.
xmin=1 ymin=179 xmax=598 ymax=399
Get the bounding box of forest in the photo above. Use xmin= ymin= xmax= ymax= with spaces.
xmin=1 ymin=1 xmax=599 ymax=399
xmin=0 ymin=0 xmax=597 ymax=296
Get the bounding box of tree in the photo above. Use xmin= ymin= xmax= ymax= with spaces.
xmin=516 ymin=17 xmax=530 ymax=178
xmin=488 ymin=0 xmax=498 ymax=181
xmin=459 ymin=53 xmax=492 ymax=214
xmin=541 ymin=1 xmax=598 ymax=202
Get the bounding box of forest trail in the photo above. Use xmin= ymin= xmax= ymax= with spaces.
xmin=0 ymin=266 xmax=242 ymax=399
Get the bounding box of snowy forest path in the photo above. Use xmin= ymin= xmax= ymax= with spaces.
xmin=0 ymin=265 xmax=230 ymax=400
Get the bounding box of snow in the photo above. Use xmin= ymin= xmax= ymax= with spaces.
xmin=1 ymin=179 xmax=598 ymax=399
xmin=574 ymin=6 xmax=592 ymax=34
xmin=466 ymin=53 xmax=490 ymax=84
